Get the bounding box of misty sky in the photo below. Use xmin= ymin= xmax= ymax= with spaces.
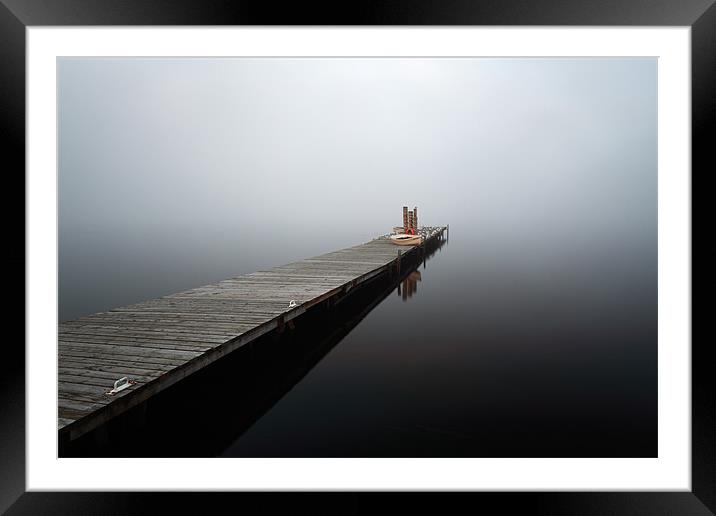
xmin=58 ymin=58 xmax=656 ymax=320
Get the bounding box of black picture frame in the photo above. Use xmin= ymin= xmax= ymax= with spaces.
xmin=2 ymin=1 xmax=710 ymax=514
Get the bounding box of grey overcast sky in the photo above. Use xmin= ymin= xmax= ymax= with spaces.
xmin=58 ymin=58 xmax=656 ymax=319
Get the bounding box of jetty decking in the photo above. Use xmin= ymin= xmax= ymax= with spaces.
xmin=58 ymin=227 xmax=447 ymax=442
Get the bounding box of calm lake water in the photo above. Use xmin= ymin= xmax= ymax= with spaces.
xmin=222 ymin=230 xmax=656 ymax=458
xmin=61 ymin=224 xmax=656 ymax=458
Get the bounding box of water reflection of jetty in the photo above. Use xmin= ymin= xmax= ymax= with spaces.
xmin=398 ymin=270 xmax=422 ymax=301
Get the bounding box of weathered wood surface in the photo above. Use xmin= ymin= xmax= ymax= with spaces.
xmin=58 ymin=228 xmax=445 ymax=439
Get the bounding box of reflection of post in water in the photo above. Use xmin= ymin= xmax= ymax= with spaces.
xmin=400 ymin=270 xmax=422 ymax=301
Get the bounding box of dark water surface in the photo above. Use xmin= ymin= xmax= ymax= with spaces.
xmin=221 ymin=230 xmax=657 ymax=458
xmin=62 ymin=227 xmax=656 ymax=458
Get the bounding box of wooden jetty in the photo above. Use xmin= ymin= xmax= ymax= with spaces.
xmin=58 ymin=226 xmax=447 ymax=444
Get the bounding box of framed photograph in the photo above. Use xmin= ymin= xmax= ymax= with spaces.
xmin=4 ymin=1 xmax=710 ymax=514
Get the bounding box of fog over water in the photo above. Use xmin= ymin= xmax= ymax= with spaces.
xmin=59 ymin=58 xmax=656 ymax=456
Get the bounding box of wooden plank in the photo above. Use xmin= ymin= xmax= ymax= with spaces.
xmin=59 ymin=351 xmax=187 ymax=368
xmin=59 ymin=343 xmax=203 ymax=362
xmin=59 ymin=359 xmax=175 ymax=375
xmin=59 ymin=368 xmax=163 ymax=384
xmin=59 ymin=336 xmax=215 ymax=353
